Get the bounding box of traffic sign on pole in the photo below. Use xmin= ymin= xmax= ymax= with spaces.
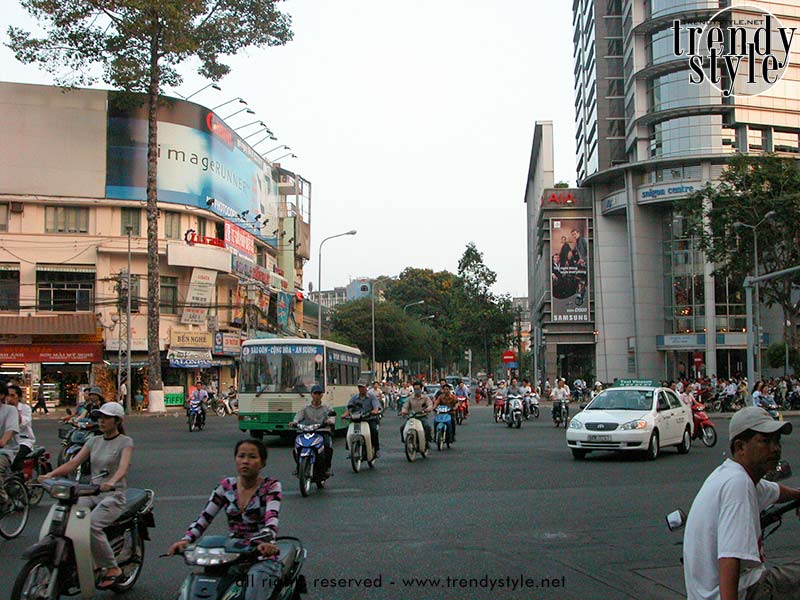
xmin=502 ymin=350 xmax=516 ymax=364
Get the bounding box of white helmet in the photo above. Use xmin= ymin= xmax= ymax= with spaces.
xmin=595 ymin=381 xmax=602 ymax=388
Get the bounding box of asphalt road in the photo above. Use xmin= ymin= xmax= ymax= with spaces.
xmin=2 ymin=406 xmax=799 ymax=600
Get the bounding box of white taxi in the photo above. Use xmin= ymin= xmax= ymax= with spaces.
xmin=566 ymin=380 xmax=693 ymax=460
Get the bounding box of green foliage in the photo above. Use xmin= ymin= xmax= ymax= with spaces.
xmin=554 ymin=181 xmax=570 ymax=188
xmin=766 ymin=342 xmax=800 ymax=372
xmin=7 ymin=0 xmax=293 ymax=90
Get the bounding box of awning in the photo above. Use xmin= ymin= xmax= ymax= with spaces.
xmin=0 ymin=314 xmax=98 ymax=336
xmin=36 ymin=264 xmax=96 ymax=273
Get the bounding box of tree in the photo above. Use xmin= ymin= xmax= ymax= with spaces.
xmin=674 ymin=154 xmax=800 ymax=356
xmin=8 ymin=1 xmax=293 ymax=400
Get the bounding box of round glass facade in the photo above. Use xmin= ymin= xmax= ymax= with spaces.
xmin=649 ymin=0 xmax=719 ymax=20
xmin=648 ymin=70 xmax=719 ymax=113
xmin=650 ymin=115 xmax=735 ymax=158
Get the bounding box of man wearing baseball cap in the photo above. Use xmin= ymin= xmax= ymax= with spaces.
xmin=683 ymin=407 xmax=800 ymax=600
xmin=289 ymin=385 xmax=335 ymax=476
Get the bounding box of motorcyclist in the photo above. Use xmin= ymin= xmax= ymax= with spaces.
xmin=168 ymin=439 xmax=282 ymax=600
xmin=454 ymin=381 xmax=470 ymax=418
xmin=433 ymin=383 xmax=458 ymax=443
xmin=550 ymin=378 xmax=571 ymax=421
xmin=6 ymin=384 xmax=35 ymax=471
xmin=288 ymin=385 xmax=335 ymax=477
xmin=343 ymin=380 xmax=382 ymax=458
xmin=368 ymin=381 xmax=385 ymax=409
xmin=187 ymin=382 xmax=208 ymax=427
xmin=400 ymin=381 xmax=433 ymax=444
xmin=682 ymin=407 xmax=800 ymax=600
xmin=0 ymin=381 xmax=20 ymax=512
xmin=504 ymin=377 xmax=523 ymax=418
xmin=64 ymin=386 xmax=103 ymax=423
xmin=590 ymin=381 xmax=604 ymax=400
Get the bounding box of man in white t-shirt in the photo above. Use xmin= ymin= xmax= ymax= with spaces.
xmin=683 ymin=407 xmax=800 ymax=600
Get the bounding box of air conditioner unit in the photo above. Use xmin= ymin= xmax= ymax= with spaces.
xmin=10 ymin=202 xmax=23 ymax=213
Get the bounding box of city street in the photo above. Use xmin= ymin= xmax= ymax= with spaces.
xmin=2 ymin=407 xmax=799 ymax=600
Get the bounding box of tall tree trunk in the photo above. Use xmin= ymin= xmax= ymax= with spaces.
xmin=146 ymin=23 xmax=163 ymax=391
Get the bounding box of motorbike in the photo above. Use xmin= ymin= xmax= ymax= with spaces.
xmin=690 ymin=402 xmax=717 ymax=447
xmin=524 ymin=393 xmax=540 ymax=419
xmin=504 ymin=394 xmax=523 ymax=429
xmin=187 ymin=400 xmax=205 ymax=432
xmin=57 ymin=418 xmax=99 ymax=483
xmin=11 ymin=475 xmax=155 ymax=599
xmin=454 ymin=397 xmax=467 ymax=425
xmin=173 ymin=533 xmax=307 ymax=600
xmin=210 ymin=393 xmax=237 ymax=417
xmin=757 ymin=395 xmax=782 ymax=420
xmin=403 ymin=411 xmax=430 ymax=462
xmin=493 ymin=393 xmax=505 ymax=423
xmin=344 ymin=410 xmax=380 ymax=473
xmin=396 ymin=393 xmax=409 ymax=416
xmin=552 ymin=398 xmax=569 ymax=428
xmin=293 ymin=422 xmax=331 ymax=497
xmin=433 ymin=405 xmax=453 ymax=451
xmin=15 ymin=446 xmax=54 ymax=506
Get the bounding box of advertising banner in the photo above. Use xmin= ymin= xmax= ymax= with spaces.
xmin=167 ymin=348 xmax=212 ymax=369
xmin=181 ymin=268 xmax=217 ymax=325
xmin=224 ymin=221 xmax=256 ymax=262
xmin=213 ymin=332 xmax=242 ymax=356
xmin=277 ymin=291 xmax=291 ymax=328
xmin=550 ymin=218 xmax=590 ymax=322
xmin=105 ymin=93 xmax=278 ymax=241
xmin=0 ymin=344 xmax=102 ymax=362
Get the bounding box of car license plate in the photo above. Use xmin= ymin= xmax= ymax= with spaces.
xmin=589 ymin=435 xmax=612 ymax=442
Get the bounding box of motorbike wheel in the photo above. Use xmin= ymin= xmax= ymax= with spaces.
xmin=456 ymin=411 xmax=463 ymax=425
xmin=0 ymin=478 xmax=30 ymax=539
xmin=112 ymin=530 xmax=145 ymax=592
xmin=436 ymin=429 xmax=444 ymax=451
xmin=188 ymin=415 xmax=195 ymax=433
xmin=56 ymin=446 xmax=68 ymax=467
xmin=350 ymin=440 xmax=363 ymax=473
xmin=215 ymin=404 xmax=226 ymax=418
xmin=533 ymin=406 xmax=540 ymax=419
xmin=515 ymin=416 xmax=522 ymax=429
xmin=10 ymin=557 xmax=58 ymax=600
xmin=405 ymin=433 xmax=417 ymax=463
xmin=701 ymin=425 xmax=717 ymax=448
xmin=298 ymin=457 xmax=313 ymax=497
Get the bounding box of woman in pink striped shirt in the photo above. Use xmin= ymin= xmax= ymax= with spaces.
xmin=168 ymin=439 xmax=282 ymax=600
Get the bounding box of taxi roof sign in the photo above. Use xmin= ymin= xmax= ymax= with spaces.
xmin=614 ymin=379 xmax=661 ymax=388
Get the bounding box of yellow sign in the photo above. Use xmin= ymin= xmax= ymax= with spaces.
xmin=170 ymin=330 xmax=213 ymax=349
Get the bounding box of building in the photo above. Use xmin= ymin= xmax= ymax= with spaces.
xmin=511 ymin=297 xmax=533 ymax=355
xmin=526 ymin=1 xmax=800 ymax=384
xmin=0 ymin=82 xmax=311 ymax=407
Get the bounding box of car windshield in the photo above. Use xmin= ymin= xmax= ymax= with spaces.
xmin=586 ymin=389 xmax=654 ymax=411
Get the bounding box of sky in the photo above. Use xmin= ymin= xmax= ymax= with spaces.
xmin=1 ymin=0 xmax=577 ymax=298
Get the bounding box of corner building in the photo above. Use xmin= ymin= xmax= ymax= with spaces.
xmin=0 ymin=82 xmax=311 ymax=407
xmin=529 ymin=1 xmax=800 ymax=383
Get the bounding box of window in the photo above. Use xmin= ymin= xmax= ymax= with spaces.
xmin=120 ymin=275 xmax=141 ymax=313
xmin=45 ymin=206 xmax=89 ymax=233
xmin=0 ymin=267 xmax=20 ymax=311
xmin=197 ymin=217 xmax=207 ymax=238
xmin=0 ymin=204 xmax=7 ymax=232
xmin=164 ymin=212 xmax=181 ymax=240
xmin=37 ymin=270 xmax=94 ymax=312
xmin=160 ymin=276 xmax=179 ymax=314
xmin=120 ymin=208 xmax=141 ymax=236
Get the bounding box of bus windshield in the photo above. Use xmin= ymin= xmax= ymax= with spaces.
xmin=239 ymin=344 xmax=324 ymax=394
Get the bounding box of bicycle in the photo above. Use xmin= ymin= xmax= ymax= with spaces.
xmin=0 ymin=472 xmax=30 ymax=539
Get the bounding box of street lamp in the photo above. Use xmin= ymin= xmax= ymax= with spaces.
xmin=317 ymin=230 xmax=357 ymax=340
xmin=235 ymin=119 xmax=268 ymax=132
xmin=403 ymin=300 xmax=425 ymax=313
xmin=251 ymin=134 xmax=279 ymax=148
xmin=223 ymin=107 xmax=255 ymax=120
xmin=212 ymin=97 xmax=247 ymax=111
xmin=177 ymin=83 xmax=221 ymax=100
xmin=263 ymin=144 xmax=290 ymax=156
xmin=272 ymin=153 xmax=297 ymax=162
xmin=243 ymin=126 xmax=274 ymax=141
xmin=733 ymin=210 xmax=776 ymax=382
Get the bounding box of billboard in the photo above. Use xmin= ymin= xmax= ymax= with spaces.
xmin=105 ymin=93 xmax=278 ymax=240
xmin=550 ymin=218 xmax=589 ymax=322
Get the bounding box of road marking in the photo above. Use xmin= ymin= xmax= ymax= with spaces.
xmin=155 ymin=488 xmax=363 ymax=501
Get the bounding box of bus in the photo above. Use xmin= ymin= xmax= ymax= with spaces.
xmin=237 ymin=337 xmax=363 ymax=438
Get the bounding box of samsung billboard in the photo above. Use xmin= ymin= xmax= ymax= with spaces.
xmin=105 ymin=93 xmax=278 ymax=240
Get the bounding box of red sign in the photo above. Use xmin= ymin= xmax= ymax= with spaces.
xmin=693 ymin=352 xmax=703 ymax=367
xmin=224 ymin=221 xmax=256 ymax=261
xmin=543 ymin=191 xmax=577 ymax=206
xmin=184 ymin=229 xmax=225 ymax=248
xmin=0 ymin=344 xmax=103 ymax=363
xmin=502 ymin=350 xmax=516 ymax=364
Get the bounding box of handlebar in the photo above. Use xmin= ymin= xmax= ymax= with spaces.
xmin=761 ymin=498 xmax=800 ymax=529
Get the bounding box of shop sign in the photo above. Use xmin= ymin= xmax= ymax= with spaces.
xmin=0 ymin=344 xmax=102 ymax=362
xmin=270 ymin=271 xmax=289 ymax=291
xmin=184 ymin=229 xmax=226 ymax=248
xmin=213 ymin=332 xmax=242 ymax=355
xmin=167 ymin=348 xmax=212 ymax=368
xmin=601 ymin=190 xmax=626 ymax=215
xmin=231 ymin=255 xmax=255 ymax=280
xmin=224 ymin=222 xmax=256 ymax=262
xmin=638 ymin=182 xmax=699 ymax=204
xmin=181 ymin=268 xmax=217 ymax=325
xmin=170 ymin=330 xmax=213 ymax=349
xmin=253 ymin=264 xmax=270 ymax=285
xmin=541 ymin=188 xmax=589 ymax=210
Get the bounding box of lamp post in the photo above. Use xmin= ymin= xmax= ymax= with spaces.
xmin=733 ymin=210 xmax=776 ymax=383
xmin=403 ymin=300 xmax=425 ymax=313
xmin=272 ymin=153 xmax=297 ymax=162
xmin=223 ymin=107 xmax=255 ymax=120
xmin=178 ymin=83 xmax=221 ymax=100
xmin=317 ymin=230 xmax=357 ymax=339
xmin=263 ymin=144 xmax=290 ymax=156
xmin=125 ymin=225 xmax=132 ymax=414
xmin=211 ymin=97 xmax=246 ymax=111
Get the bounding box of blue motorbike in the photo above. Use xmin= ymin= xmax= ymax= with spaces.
xmin=433 ymin=405 xmax=453 ymax=451
xmin=294 ymin=422 xmax=331 ymax=497
xmin=187 ymin=400 xmax=204 ymax=432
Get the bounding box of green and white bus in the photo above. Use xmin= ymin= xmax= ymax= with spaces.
xmin=237 ymin=337 xmax=363 ymax=438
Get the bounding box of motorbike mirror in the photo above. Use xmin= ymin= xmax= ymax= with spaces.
xmin=327 ymin=410 xmax=337 ymax=417
xmin=764 ymin=460 xmax=792 ymax=482
xmin=665 ymin=509 xmax=686 ymax=532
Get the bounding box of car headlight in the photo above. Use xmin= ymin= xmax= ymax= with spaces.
xmin=569 ymin=419 xmax=583 ymax=429
xmin=620 ymin=419 xmax=648 ymax=431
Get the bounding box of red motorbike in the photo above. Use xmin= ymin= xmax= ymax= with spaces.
xmin=493 ymin=393 xmax=505 ymax=423
xmin=454 ymin=396 xmax=468 ymax=425
xmin=691 ymin=401 xmax=717 ymax=447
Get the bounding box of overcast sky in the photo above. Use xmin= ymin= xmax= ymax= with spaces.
xmin=1 ymin=0 xmax=576 ymax=298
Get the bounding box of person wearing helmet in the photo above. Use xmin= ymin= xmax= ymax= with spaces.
xmin=41 ymin=402 xmax=133 ymax=589
xmin=591 ymin=381 xmax=604 ymax=400
xmin=288 ymin=385 xmax=335 ymax=477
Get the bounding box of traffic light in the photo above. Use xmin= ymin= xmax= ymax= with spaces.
xmin=464 ymin=349 xmax=472 ymax=361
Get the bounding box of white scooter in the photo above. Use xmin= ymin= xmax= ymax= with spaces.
xmin=345 ymin=410 xmax=380 ymax=473
xmin=11 ymin=476 xmax=155 ymax=600
xmin=505 ymin=394 xmax=523 ymax=429
xmin=402 ymin=411 xmax=430 ymax=462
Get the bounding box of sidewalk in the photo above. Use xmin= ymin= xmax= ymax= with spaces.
xmin=31 ymin=406 xmax=186 ymax=420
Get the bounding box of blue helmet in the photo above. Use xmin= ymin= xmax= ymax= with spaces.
xmin=311 ymin=384 xmax=324 ymax=394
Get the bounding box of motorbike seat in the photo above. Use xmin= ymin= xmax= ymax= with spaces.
xmin=117 ymin=488 xmax=151 ymax=521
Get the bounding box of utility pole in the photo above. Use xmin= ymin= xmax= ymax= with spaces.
xmin=125 ymin=226 xmax=132 ymax=414
xmin=515 ymin=305 xmax=523 ymax=379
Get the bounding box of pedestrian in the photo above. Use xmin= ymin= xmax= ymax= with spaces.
xmin=32 ymin=380 xmax=48 ymax=414
xmin=118 ymin=377 xmax=128 ymax=407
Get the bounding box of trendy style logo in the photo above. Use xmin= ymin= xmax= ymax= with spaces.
xmin=672 ymin=6 xmax=796 ymax=97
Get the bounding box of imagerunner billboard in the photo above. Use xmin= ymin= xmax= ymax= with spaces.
xmin=105 ymin=93 xmax=279 ymax=240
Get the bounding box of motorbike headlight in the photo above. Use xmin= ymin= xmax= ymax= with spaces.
xmin=620 ymin=420 xmax=648 ymax=431
xmin=569 ymin=419 xmax=583 ymax=429
xmin=49 ymin=483 xmax=74 ymax=500
xmin=183 ymin=546 xmax=239 ymax=566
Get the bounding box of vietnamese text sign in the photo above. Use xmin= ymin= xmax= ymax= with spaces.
xmin=181 ymin=268 xmax=217 ymax=325
xmin=224 ymin=221 xmax=256 ymax=262
xmin=170 ymin=330 xmax=213 ymax=349
xmin=0 ymin=344 xmax=102 ymax=362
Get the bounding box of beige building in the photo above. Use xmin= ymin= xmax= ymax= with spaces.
xmin=0 ymin=82 xmax=311 ymax=407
